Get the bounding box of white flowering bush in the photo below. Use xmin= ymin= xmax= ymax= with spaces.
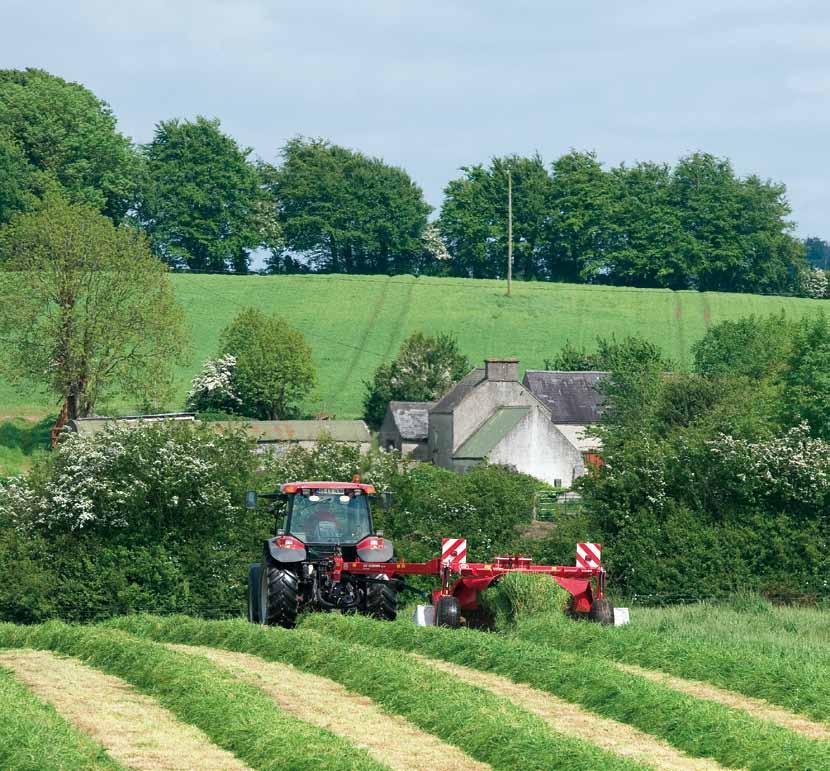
xmin=801 ymin=268 xmax=829 ymax=299
xmin=185 ymin=354 xmax=241 ymax=414
xmin=2 ymin=421 xmax=255 ymax=533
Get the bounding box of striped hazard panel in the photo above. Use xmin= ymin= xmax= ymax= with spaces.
xmin=441 ymin=538 xmax=467 ymax=565
xmin=576 ymin=542 xmax=602 ymax=569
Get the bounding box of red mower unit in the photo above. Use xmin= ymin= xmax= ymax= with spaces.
xmin=246 ymin=481 xmax=612 ymax=629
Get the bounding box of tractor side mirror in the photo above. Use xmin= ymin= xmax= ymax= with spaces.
xmin=381 ymin=490 xmax=393 ymax=511
xmin=244 ymin=490 xmax=257 ymax=509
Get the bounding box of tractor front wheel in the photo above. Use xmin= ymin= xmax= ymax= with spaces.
xmin=260 ymin=565 xmax=299 ymax=628
xmin=435 ymin=595 xmax=461 ymax=628
xmin=364 ymin=581 xmax=397 ymax=621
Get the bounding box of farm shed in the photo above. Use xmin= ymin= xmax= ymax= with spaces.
xmin=378 ymin=401 xmax=434 ymax=459
xmin=216 ymin=420 xmax=372 ymax=455
xmin=428 ymin=359 xmax=586 ymax=487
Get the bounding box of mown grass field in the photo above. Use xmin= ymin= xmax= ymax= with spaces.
xmin=1 ymin=274 xmax=827 ymax=422
xmin=3 ymin=602 xmax=830 ymax=770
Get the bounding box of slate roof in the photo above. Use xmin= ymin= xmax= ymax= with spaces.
xmin=522 ymin=371 xmax=607 ymax=424
xmin=454 ymin=407 xmax=530 ymax=459
xmin=213 ymin=420 xmax=371 ymax=443
xmin=431 ymin=368 xmax=486 ymax=413
xmin=388 ymin=401 xmax=434 ymax=440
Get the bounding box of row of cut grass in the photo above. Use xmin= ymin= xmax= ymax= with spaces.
xmin=106 ymin=614 xmax=649 ymax=771
xmin=0 ymin=663 xmax=122 ymax=771
xmin=0 ymin=621 xmax=386 ymax=771
xmin=299 ymin=612 xmax=830 ymax=771
xmin=513 ymin=611 xmax=830 ymax=722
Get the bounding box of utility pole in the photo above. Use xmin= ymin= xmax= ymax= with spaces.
xmin=507 ymin=169 xmax=513 ymax=297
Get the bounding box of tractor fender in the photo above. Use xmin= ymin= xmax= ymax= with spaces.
xmin=265 ymin=537 xmax=307 ymax=563
xmin=356 ymin=535 xmax=394 ymax=563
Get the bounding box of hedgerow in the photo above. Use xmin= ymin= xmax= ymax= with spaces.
xmin=0 ymin=664 xmax=121 ymax=771
xmin=0 ymin=621 xmax=384 ymax=771
xmin=107 ymin=614 xmax=645 ymax=771
xmin=301 ymin=613 xmax=830 ymax=771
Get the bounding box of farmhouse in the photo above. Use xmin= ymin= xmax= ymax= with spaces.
xmin=378 ymin=401 xmax=434 ymax=459
xmin=521 ymin=370 xmax=605 ymax=463
xmin=428 ymin=359 xmax=588 ymax=487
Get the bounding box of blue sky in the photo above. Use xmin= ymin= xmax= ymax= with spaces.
xmin=3 ymin=0 xmax=829 ymax=236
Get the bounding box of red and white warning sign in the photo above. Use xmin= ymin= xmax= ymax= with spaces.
xmin=441 ymin=538 xmax=467 ymax=565
xmin=576 ymin=542 xmax=602 ymax=569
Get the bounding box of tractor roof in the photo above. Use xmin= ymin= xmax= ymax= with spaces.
xmin=280 ymin=481 xmax=377 ymax=494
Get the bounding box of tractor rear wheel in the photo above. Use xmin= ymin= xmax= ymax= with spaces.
xmin=435 ymin=595 xmax=461 ymax=628
xmin=589 ymin=597 xmax=614 ymax=625
xmin=247 ymin=563 xmax=262 ymax=623
xmin=260 ymin=564 xmax=299 ymax=628
xmin=364 ymin=581 xmax=397 ymax=621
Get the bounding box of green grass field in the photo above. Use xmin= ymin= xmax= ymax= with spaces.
xmin=1 ymin=274 xmax=827 ymax=421
xmin=3 ymin=606 xmax=830 ymax=770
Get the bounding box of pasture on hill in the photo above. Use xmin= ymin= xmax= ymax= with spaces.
xmin=0 ymin=273 xmax=826 ymax=420
xmin=3 ymin=605 xmax=830 ymax=770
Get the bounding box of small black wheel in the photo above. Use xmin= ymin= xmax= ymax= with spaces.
xmin=435 ymin=595 xmax=461 ymax=628
xmin=247 ymin=563 xmax=261 ymax=623
xmin=261 ymin=564 xmax=299 ymax=628
xmin=364 ymin=581 xmax=397 ymax=621
xmin=589 ymin=597 xmax=614 ymax=625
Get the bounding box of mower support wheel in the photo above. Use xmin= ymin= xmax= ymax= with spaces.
xmin=261 ymin=564 xmax=299 ymax=629
xmin=364 ymin=581 xmax=397 ymax=621
xmin=247 ymin=563 xmax=262 ymax=623
xmin=435 ymin=595 xmax=461 ymax=628
xmin=589 ymin=597 xmax=614 ymax=625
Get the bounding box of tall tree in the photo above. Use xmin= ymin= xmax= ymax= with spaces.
xmin=136 ymin=117 xmax=275 ymax=273
xmin=218 ymin=308 xmax=317 ymax=419
xmin=267 ymin=138 xmax=431 ymax=274
xmin=546 ymin=150 xmax=615 ymax=283
xmin=804 ymin=237 xmax=830 ymax=271
xmin=0 ymin=195 xmax=187 ymax=420
xmin=439 ymin=154 xmax=554 ymax=280
xmin=0 ymin=69 xmax=137 ymax=221
xmin=0 ymin=132 xmax=45 ymax=224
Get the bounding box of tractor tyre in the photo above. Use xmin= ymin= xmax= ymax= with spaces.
xmin=260 ymin=565 xmax=299 ymax=629
xmin=589 ymin=597 xmax=614 ymax=625
xmin=435 ymin=595 xmax=461 ymax=628
xmin=247 ymin=563 xmax=262 ymax=624
xmin=364 ymin=581 xmax=397 ymax=621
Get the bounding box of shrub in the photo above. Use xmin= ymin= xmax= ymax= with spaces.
xmin=184 ymin=354 xmax=241 ymax=414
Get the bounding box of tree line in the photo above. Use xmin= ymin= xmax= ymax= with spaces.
xmin=0 ymin=67 xmax=825 ymax=296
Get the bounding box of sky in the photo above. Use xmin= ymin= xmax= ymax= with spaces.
xmin=2 ymin=0 xmax=829 ymax=237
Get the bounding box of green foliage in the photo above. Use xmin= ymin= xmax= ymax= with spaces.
xmin=267 ymin=138 xmax=431 ymax=274
xmin=363 ymin=331 xmax=469 ymax=427
xmin=136 ymin=116 xmax=275 ymax=273
xmin=0 ymin=195 xmax=187 ymax=419
xmin=479 ymin=572 xmax=570 ymax=629
xmin=110 ymin=615 xmax=642 ymax=771
xmin=0 ymin=416 xmax=51 ymax=477
xmin=0 ymin=622 xmax=383 ymax=771
xmin=0 ymin=68 xmax=137 ymax=221
xmin=545 ymin=334 xmax=670 ymax=372
xmin=306 ymin=612 xmax=830 ymax=771
xmin=0 ymin=665 xmax=121 ymax=770
xmin=804 ymin=236 xmax=830 ymax=270
xmin=780 ymin=313 xmax=830 ymax=438
xmin=218 ymin=307 xmax=317 ymax=419
xmin=0 ymin=132 xmax=46 ymax=225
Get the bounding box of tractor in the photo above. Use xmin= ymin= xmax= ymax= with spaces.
xmin=246 ymin=480 xmax=614 ymax=629
xmin=246 ymin=481 xmax=397 ymax=628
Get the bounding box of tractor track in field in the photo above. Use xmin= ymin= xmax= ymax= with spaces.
xmin=0 ymin=650 xmax=250 ymax=771
xmin=414 ymin=655 xmax=733 ymax=771
xmin=168 ymin=644 xmax=490 ymax=771
xmin=615 ymin=662 xmax=830 ymax=741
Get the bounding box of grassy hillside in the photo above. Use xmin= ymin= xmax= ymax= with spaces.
xmin=0 ymin=273 xmax=826 ymax=420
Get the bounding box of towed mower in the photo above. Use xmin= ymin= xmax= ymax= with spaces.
xmin=246 ymin=481 xmax=612 ymax=629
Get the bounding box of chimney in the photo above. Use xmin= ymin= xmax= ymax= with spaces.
xmin=485 ymin=358 xmax=519 ymax=382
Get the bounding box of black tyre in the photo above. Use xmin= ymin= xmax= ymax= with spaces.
xmin=434 ymin=595 xmax=461 ymax=628
xmin=247 ymin=563 xmax=262 ymax=624
xmin=364 ymin=581 xmax=397 ymax=621
xmin=260 ymin=564 xmax=299 ymax=629
xmin=588 ymin=597 xmax=614 ymax=625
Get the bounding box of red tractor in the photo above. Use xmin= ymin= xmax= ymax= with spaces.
xmin=246 ymin=481 xmax=613 ymax=629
